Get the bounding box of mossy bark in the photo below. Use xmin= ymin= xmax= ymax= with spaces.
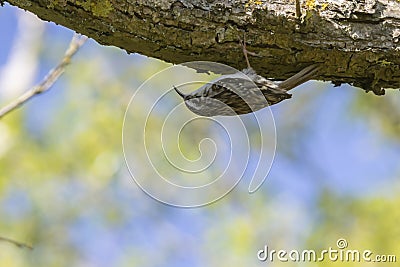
xmin=5 ymin=0 xmax=400 ymax=94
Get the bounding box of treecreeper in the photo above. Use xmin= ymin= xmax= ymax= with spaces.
xmin=174 ymin=37 xmax=321 ymax=117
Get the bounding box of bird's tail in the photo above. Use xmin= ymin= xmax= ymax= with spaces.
xmin=278 ymin=64 xmax=321 ymax=91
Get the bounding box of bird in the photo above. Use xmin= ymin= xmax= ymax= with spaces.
xmin=174 ymin=37 xmax=321 ymax=117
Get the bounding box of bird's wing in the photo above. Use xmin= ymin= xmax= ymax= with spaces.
xmin=193 ymin=75 xmax=272 ymax=113
xmin=191 ymin=73 xmax=262 ymax=99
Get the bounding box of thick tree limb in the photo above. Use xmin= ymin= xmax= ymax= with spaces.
xmin=4 ymin=0 xmax=400 ymax=95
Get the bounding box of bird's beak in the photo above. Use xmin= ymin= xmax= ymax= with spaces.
xmin=173 ymin=86 xmax=186 ymax=99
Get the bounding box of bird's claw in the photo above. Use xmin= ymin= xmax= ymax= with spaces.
xmin=240 ymin=33 xmax=262 ymax=69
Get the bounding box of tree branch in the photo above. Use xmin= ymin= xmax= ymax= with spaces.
xmin=0 ymin=236 xmax=33 ymax=250
xmin=4 ymin=0 xmax=400 ymax=94
xmin=0 ymin=34 xmax=87 ymax=119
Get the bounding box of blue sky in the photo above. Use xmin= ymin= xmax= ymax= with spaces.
xmin=1 ymin=3 xmax=399 ymax=266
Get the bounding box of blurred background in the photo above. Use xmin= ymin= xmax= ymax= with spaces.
xmin=0 ymin=4 xmax=399 ymax=267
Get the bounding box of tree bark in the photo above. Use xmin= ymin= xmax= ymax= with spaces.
xmin=4 ymin=0 xmax=400 ymax=95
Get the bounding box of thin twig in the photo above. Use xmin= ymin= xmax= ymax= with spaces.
xmin=0 ymin=34 xmax=88 ymax=119
xmin=0 ymin=236 xmax=33 ymax=250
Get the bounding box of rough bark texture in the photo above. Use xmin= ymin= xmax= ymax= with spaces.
xmin=4 ymin=0 xmax=400 ymax=95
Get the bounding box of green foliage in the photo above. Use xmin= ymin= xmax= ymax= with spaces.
xmin=1 ymin=9 xmax=399 ymax=267
xmin=351 ymin=90 xmax=400 ymax=140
